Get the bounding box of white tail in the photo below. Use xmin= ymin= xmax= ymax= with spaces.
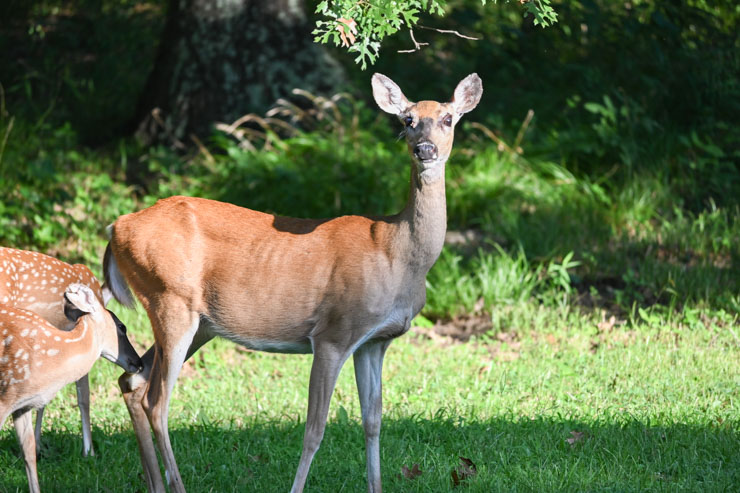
xmin=0 ymin=246 xmax=108 ymax=457
xmin=0 ymin=284 xmax=143 ymax=493
xmin=106 ymin=73 xmax=482 ymax=493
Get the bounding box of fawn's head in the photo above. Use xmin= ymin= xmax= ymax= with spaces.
xmin=64 ymin=283 xmax=142 ymax=373
xmin=372 ymin=73 xmax=482 ymax=179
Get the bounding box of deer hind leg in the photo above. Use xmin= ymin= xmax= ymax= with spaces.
xmin=123 ymin=321 xmax=213 ymax=493
xmin=31 ymin=377 xmax=91 ymax=460
xmin=120 ymin=346 xmax=164 ymax=493
xmin=14 ymin=409 xmax=40 ymax=493
xmin=290 ymin=341 xmax=352 ymax=493
xmin=142 ymin=303 xmax=203 ymax=493
xmin=353 ymin=339 xmax=392 ymax=493
xmin=75 ymin=374 xmax=94 ymax=457
xmin=33 ymin=406 xmax=44 ymax=459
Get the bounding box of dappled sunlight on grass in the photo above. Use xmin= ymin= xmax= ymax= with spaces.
xmin=2 ymin=323 xmax=737 ymax=491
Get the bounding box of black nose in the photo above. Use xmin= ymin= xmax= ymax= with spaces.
xmin=414 ymin=142 xmax=437 ymax=161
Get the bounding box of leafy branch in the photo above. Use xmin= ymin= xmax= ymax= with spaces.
xmin=313 ymin=0 xmax=557 ymax=68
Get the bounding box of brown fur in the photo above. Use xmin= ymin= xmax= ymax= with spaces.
xmin=0 ymin=284 xmax=141 ymax=493
xmin=0 ymin=247 xmax=108 ymax=458
xmin=106 ymin=73 xmax=482 ymax=493
xmin=0 ymin=248 xmax=104 ymax=329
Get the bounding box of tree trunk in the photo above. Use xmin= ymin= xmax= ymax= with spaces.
xmin=129 ymin=0 xmax=344 ymax=175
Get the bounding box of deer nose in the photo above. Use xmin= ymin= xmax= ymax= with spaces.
xmin=414 ymin=142 xmax=437 ymax=161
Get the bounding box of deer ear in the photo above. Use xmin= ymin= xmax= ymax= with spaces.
xmin=372 ymin=73 xmax=411 ymax=115
xmin=451 ymin=73 xmax=483 ymax=115
xmin=64 ymin=284 xmax=100 ymax=322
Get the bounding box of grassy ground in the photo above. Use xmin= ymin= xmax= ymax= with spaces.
xmin=0 ymin=100 xmax=737 ymax=492
xmin=1 ymin=3 xmax=738 ymax=491
xmin=1 ymin=305 xmax=738 ymax=492
xmin=1 ymin=74 xmax=738 ymax=493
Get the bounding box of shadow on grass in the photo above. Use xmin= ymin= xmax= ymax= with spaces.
xmin=1 ymin=415 xmax=737 ymax=492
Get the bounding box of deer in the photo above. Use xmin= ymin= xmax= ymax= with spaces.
xmin=103 ymin=73 xmax=482 ymax=493
xmin=0 ymin=283 xmax=143 ymax=493
xmin=0 ymin=246 xmax=113 ymax=458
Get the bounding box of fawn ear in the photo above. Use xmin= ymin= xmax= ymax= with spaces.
xmin=451 ymin=73 xmax=483 ymax=115
xmin=64 ymin=284 xmax=100 ymax=322
xmin=372 ymin=73 xmax=411 ymax=115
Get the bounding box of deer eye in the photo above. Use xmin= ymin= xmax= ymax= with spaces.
xmin=108 ymin=310 xmax=127 ymax=333
xmin=443 ymin=114 xmax=453 ymax=127
xmin=403 ymin=116 xmax=414 ymax=127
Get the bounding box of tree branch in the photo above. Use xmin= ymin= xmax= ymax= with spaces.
xmin=417 ymin=24 xmax=480 ymax=41
xmin=397 ymin=28 xmax=429 ymax=53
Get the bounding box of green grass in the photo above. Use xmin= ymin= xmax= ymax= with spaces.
xmin=1 ymin=71 xmax=737 ymax=491
xmin=1 ymin=2 xmax=738 ymax=491
xmin=1 ymin=306 xmax=738 ymax=492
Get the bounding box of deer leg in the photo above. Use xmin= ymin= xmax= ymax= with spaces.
xmin=120 ymin=346 xmax=164 ymax=493
xmin=75 ymin=373 xmax=94 ymax=457
xmin=123 ymin=322 xmax=212 ymax=493
xmin=290 ymin=343 xmax=350 ymax=493
xmin=33 ymin=406 xmax=44 ymax=458
xmin=142 ymin=309 xmax=201 ymax=493
xmin=31 ymin=378 xmax=92 ymax=460
xmin=14 ymin=409 xmax=40 ymax=493
xmin=353 ymin=339 xmax=391 ymax=493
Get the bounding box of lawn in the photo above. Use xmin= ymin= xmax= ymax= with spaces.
xmin=1 ymin=304 xmax=738 ymax=492
xmin=1 ymin=2 xmax=738 ymax=491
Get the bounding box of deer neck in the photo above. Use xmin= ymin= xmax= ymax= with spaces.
xmin=396 ymin=162 xmax=447 ymax=270
xmin=56 ymin=318 xmax=100 ymax=379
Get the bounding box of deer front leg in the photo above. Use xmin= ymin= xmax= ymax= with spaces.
xmin=354 ymin=339 xmax=391 ymax=493
xmin=75 ymin=373 xmax=94 ymax=457
xmin=120 ymin=346 xmax=165 ymax=493
xmin=290 ymin=343 xmax=350 ymax=493
xmin=14 ymin=409 xmax=40 ymax=493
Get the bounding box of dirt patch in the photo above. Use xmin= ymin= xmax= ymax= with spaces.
xmin=444 ymin=229 xmax=507 ymax=255
xmin=412 ymin=314 xmax=522 ymax=360
xmin=412 ymin=313 xmax=493 ymax=344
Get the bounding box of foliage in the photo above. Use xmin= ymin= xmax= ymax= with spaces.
xmin=0 ymin=3 xmax=738 ymax=490
xmin=0 ymin=0 xmax=737 ymax=321
xmin=313 ymin=0 xmax=557 ymax=68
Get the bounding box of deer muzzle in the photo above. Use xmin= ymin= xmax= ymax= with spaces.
xmin=413 ymin=141 xmax=438 ymax=162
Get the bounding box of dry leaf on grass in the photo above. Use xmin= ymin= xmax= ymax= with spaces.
xmin=451 ymin=456 xmax=477 ymax=487
xmin=566 ymin=430 xmax=586 ymax=446
xmin=400 ymin=463 xmax=423 ymax=480
xmin=597 ymin=314 xmax=617 ymax=333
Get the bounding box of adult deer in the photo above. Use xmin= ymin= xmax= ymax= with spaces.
xmin=105 ymin=73 xmax=482 ymax=492
xmin=0 ymin=283 xmax=143 ymax=493
xmin=0 ymin=246 xmax=110 ymax=457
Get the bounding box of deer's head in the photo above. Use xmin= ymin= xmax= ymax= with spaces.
xmin=372 ymin=73 xmax=483 ymax=180
xmin=64 ymin=283 xmax=143 ymax=374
